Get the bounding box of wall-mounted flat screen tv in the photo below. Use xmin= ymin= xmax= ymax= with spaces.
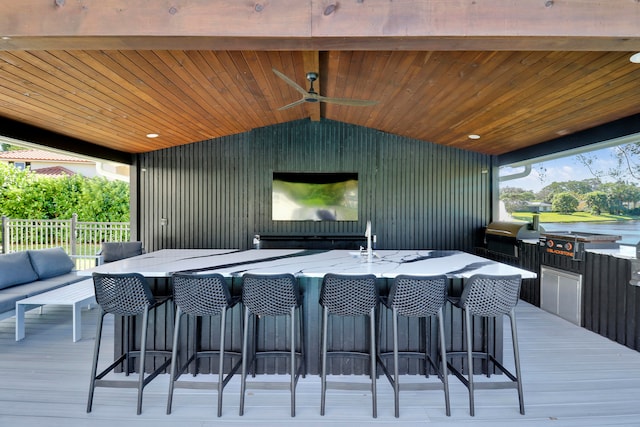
xmin=272 ymin=172 xmax=358 ymax=221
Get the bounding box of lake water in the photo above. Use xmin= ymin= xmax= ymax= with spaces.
xmin=540 ymin=221 xmax=640 ymax=245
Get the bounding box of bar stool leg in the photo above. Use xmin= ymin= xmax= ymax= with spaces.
xmin=290 ymin=306 xmax=296 ymax=417
xmin=320 ymin=307 xmax=328 ymax=416
xmin=87 ymin=311 xmax=105 ymax=413
xmin=239 ymin=306 xmax=250 ymax=416
xmin=166 ymin=308 xmax=183 ymax=414
xmin=124 ymin=316 xmax=131 ymax=375
xmin=136 ymin=308 xmax=150 ymax=415
xmin=252 ymin=315 xmax=259 ymax=377
xmin=509 ymin=310 xmax=525 ymax=415
xmin=465 ymin=309 xmax=475 ymax=416
xmin=369 ymin=307 xmax=377 ymax=418
xmin=299 ymin=304 xmax=306 ymax=377
xmin=191 ymin=316 xmax=198 ymax=376
xmin=217 ymin=306 xmax=227 ymax=417
xmin=437 ymin=308 xmax=451 ymax=416
xmin=392 ymin=308 xmax=400 ymax=418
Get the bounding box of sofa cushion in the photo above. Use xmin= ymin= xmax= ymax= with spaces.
xmin=28 ymin=248 xmax=75 ymax=279
xmin=101 ymin=242 xmax=144 ymax=263
xmin=0 ymin=252 xmax=39 ymax=290
xmin=17 ymin=273 xmax=84 ymax=297
xmin=0 ymin=289 xmax=29 ymax=314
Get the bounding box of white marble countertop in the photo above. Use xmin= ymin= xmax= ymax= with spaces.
xmin=79 ymin=248 xmax=537 ymax=279
xmin=586 ymin=245 xmax=637 ymax=260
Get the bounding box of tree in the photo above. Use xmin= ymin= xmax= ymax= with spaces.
xmin=500 ymin=186 xmax=535 ymax=213
xmin=599 ymin=182 xmax=640 ymax=215
xmin=552 ymin=192 xmax=579 ymax=214
xmin=584 ymin=191 xmax=608 ymax=215
xmin=536 ymin=179 xmax=600 ymax=203
xmin=578 ymin=143 xmax=640 ymax=182
xmin=0 ymin=163 xmax=129 ymax=221
xmin=0 ymin=143 xmax=25 ymax=152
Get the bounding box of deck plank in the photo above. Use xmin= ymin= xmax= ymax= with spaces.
xmin=1 ymin=301 xmax=640 ymax=426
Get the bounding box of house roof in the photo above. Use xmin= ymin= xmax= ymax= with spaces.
xmin=0 ymin=149 xmax=93 ymax=163
xmin=1 ymin=1 xmax=640 ymax=165
xmin=32 ymin=165 xmax=77 ymax=177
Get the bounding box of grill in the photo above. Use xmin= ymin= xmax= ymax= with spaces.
xmin=483 ymin=220 xmax=544 ymax=258
xmin=539 ymin=231 xmax=621 ymax=261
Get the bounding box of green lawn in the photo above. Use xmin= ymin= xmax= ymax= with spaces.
xmin=510 ymin=211 xmax=640 ymax=223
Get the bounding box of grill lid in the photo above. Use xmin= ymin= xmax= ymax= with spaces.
xmin=485 ymin=221 xmax=542 ymax=240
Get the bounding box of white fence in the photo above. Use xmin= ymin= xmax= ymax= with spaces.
xmin=1 ymin=214 xmax=130 ymax=269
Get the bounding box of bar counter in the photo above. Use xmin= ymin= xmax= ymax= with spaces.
xmin=80 ymin=249 xmax=536 ymax=375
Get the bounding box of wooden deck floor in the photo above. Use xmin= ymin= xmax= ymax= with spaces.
xmin=1 ymin=301 xmax=640 ymax=426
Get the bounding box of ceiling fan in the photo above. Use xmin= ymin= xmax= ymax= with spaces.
xmin=272 ymin=68 xmax=379 ymax=110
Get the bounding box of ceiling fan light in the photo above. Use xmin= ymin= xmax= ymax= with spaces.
xmin=630 ymin=53 xmax=640 ymax=64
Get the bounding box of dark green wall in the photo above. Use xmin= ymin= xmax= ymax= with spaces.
xmin=135 ymin=119 xmax=492 ymax=251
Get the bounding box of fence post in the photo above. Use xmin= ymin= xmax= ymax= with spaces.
xmin=71 ymin=213 xmax=77 ymax=256
xmin=1 ymin=216 xmax=6 ymax=254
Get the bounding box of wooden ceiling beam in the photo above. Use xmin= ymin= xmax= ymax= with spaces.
xmin=0 ymin=116 xmax=132 ymax=165
xmin=1 ymin=0 xmax=640 ymax=51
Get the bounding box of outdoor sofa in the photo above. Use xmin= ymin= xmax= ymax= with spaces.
xmin=0 ymin=248 xmax=90 ymax=321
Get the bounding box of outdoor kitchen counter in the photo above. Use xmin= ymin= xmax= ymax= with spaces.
xmin=80 ymin=249 xmax=536 ymax=375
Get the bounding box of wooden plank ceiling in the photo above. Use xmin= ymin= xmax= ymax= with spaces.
xmin=1 ymin=1 xmax=640 ymax=158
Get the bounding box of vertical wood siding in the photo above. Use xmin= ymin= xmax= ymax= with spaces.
xmin=136 ymin=119 xmax=492 ymax=252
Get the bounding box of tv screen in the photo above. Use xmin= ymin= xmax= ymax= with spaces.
xmin=272 ymin=172 xmax=358 ymax=221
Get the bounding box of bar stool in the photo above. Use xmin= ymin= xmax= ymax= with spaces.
xmin=320 ymin=273 xmax=379 ymax=418
xmin=447 ymin=274 xmax=525 ymax=416
xmin=87 ymin=272 xmax=172 ymax=415
xmin=379 ymin=274 xmax=451 ymax=417
xmin=239 ymin=273 xmax=305 ymax=417
xmin=166 ymin=273 xmax=242 ymax=416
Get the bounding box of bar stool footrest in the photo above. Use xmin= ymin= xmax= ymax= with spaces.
xmin=325 ymin=380 xmax=373 ymax=391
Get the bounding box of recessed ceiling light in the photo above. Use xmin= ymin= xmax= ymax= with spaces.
xmin=146 ymin=133 xmax=159 ymax=138
xmin=631 ymin=53 xmax=640 ymax=64
xmin=468 ymin=134 xmax=481 ymax=140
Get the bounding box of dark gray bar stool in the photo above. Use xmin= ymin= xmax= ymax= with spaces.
xmin=447 ymin=274 xmax=525 ymax=416
xmin=87 ymin=272 xmax=172 ymax=415
xmin=166 ymin=273 xmax=242 ymax=416
xmin=379 ymin=274 xmax=451 ymax=417
xmin=320 ymin=273 xmax=379 ymax=418
xmin=239 ymin=273 xmax=305 ymax=417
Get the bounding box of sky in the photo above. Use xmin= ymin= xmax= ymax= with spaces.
xmin=499 ymin=146 xmax=636 ymax=193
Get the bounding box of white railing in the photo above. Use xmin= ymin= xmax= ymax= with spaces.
xmin=1 ymin=214 xmax=130 ymax=269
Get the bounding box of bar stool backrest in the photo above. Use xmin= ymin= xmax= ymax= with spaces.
xmin=459 ymin=274 xmax=522 ymax=317
xmin=320 ymin=273 xmax=378 ymax=316
xmin=172 ymin=273 xmax=233 ymax=316
xmin=92 ymin=272 xmax=155 ymax=316
xmin=242 ymin=273 xmax=300 ymax=316
xmin=388 ymin=274 xmax=448 ymax=317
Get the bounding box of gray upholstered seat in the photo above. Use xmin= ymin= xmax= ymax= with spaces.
xmin=447 ymin=274 xmax=525 ymax=416
xmin=167 ymin=273 xmax=241 ymax=417
xmin=320 ymin=273 xmax=379 ymax=418
xmin=99 ymin=241 xmax=144 ymax=263
xmin=379 ymin=274 xmax=451 ymax=417
xmin=239 ymin=273 xmax=305 ymax=417
xmin=87 ymin=272 xmax=172 ymax=415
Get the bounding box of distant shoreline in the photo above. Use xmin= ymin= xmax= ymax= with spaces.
xmin=510 ymin=212 xmax=640 ymax=223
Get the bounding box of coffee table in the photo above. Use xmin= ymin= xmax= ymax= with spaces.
xmin=15 ymin=279 xmax=96 ymax=342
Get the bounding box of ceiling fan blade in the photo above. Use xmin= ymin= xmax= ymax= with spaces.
xmin=277 ymin=98 xmax=307 ymax=110
xmin=272 ymin=68 xmax=308 ymax=96
xmin=316 ymin=95 xmax=379 ymax=107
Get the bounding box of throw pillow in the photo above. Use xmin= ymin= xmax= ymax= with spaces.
xmin=0 ymin=251 xmax=39 ymax=289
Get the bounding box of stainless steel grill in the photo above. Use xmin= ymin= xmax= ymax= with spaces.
xmin=484 ymin=221 xmax=544 ymax=258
